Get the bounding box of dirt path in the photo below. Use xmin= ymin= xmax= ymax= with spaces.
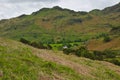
xmin=32 ymin=49 xmax=93 ymax=78
xmin=102 ymin=61 xmax=120 ymax=75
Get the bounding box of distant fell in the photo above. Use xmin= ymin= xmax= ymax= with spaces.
xmin=102 ymin=2 xmax=120 ymax=13
xmin=0 ymin=2 xmax=120 ymax=51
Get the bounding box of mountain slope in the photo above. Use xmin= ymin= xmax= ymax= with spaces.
xmin=102 ymin=2 xmax=120 ymax=13
xmin=0 ymin=3 xmax=120 ymax=45
xmin=87 ymin=37 xmax=120 ymax=51
xmin=0 ymin=38 xmax=120 ymax=80
xmin=0 ymin=38 xmax=84 ymax=80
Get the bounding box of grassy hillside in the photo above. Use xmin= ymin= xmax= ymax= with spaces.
xmin=0 ymin=3 xmax=120 ymax=45
xmin=87 ymin=37 xmax=120 ymax=51
xmin=0 ymin=38 xmax=120 ymax=80
xmin=0 ymin=38 xmax=84 ymax=80
xmin=0 ymin=2 xmax=120 ymax=80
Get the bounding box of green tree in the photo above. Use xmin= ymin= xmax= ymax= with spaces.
xmin=75 ymin=46 xmax=89 ymax=57
xmin=20 ymin=38 xmax=30 ymax=44
xmin=103 ymin=35 xmax=111 ymax=42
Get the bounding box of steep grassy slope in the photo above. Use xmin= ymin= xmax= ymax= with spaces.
xmin=0 ymin=38 xmax=120 ymax=80
xmin=0 ymin=3 xmax=120 ymax=44
xmin=0 ymin=38 xmax=84 ymax=80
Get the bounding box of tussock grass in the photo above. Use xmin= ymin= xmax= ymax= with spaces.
xmin=0 ymin=38 xmax=84 ymax=80
xmin=0 ymin=38 xmax=120 ymax=80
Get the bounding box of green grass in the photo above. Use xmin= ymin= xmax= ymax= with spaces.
xmin=0 ymin=4 xmax=120 ymax=79
xmin=0 ymin=5 xmax=119 ymax=45
xmin=0 ymin=38 xmax=120 ymax=80
xmin=0 ymin=38 xmax=86 ymax=80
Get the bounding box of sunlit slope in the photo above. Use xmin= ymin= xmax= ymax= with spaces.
xmin=0 ymin=38 xmax=120 ymax=80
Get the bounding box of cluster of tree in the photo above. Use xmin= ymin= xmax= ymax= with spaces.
xmin=55 ymin=38 xmax=87 ymax=44
xmin=110 ymin=27 xmax=120 ymax=35
xmin=106 ymin=58 xmax=120 ymax=66
xmin=63 ymin=46 xmax=94 ymax=59
xmin=103 ymin=35 xmax=111 ymax=42
xmin=94 ymin=33 xmax=111 ymax=42
xmin=20 ymin=38 xmax=52 ymax=49
xmin=93 ymin=50 xmax=117 ymax=60
xmin=67 ymin=18 xmax=82 ymax=25
xmin=20 ymin=38 xmax=120 ymax=66
xmin=63 ymin=46 xmax=120 ymax=66
xmin=20 ymin=37 xmax=84 ymax=51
